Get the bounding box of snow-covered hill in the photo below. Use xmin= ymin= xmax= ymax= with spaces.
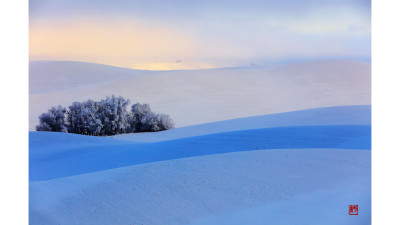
xmin=29 ymin=60 xmax=371 ymax=224
xmin=29 ymin=60 xmax=370 ymax=129
xmin=30 ymin=105 xmax=371 ymax=224
xmin=30 ymin=105 xmax=370 ymax=180
xmin=29 ymin=61 xmax=151 ymax=94
xmin=112 ymin=105 xmax=371 ymax=142
xmin=30 ymin=125 xmax=370 ymax=181
xmin=30 ymin=149 xmax=370 ymax=225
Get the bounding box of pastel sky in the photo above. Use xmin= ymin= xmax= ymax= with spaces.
xmin=30 ymin=0 xmax=371 ymax=70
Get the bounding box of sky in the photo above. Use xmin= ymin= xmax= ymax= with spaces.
xmin=30 ymin=0 xmax=371 ymax=70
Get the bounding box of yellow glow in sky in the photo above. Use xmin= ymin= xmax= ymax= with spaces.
xmin=30 ymin=20 xmax=214 ymax=70
xmin=29 ymin=4 xmax=370 ymax=70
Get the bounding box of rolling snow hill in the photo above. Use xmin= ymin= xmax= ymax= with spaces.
xmin=29 ymin=60 xmax=370 ymax=129
xmin=29 ymin=61 xmax=151 ymax=94
xmin=112 ymin=105 xmax=371 ymax=142
xmin=29 ymin=60 xmax=371 ymax=224
xmin=30 ymin=149 xmax=370 ymax=225
xmin=29 ymin=105 xmax=371 ymax=224
xmin=30 ymin=125 xmax=370 ymax=181
xmin=30 ymin=105 xmax=371 ymax=181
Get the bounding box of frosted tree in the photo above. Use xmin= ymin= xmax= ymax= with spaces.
xmin=80 ymin=100 xmax=103 ymax=135
xmin=138 ymin=112 xmax=159 ymax=132
xmin=36 ymin=105 xmax=68 ymax=132
xmin=67 ymin=100 xmax=103 ymax=135
xmin=67 ymin=101 xmax=84 ymax=134
xmin=98 ymin=95 xmax=131 ymax=135
xmin=130 ymin=103 xmax=174 ymax=132
xmin=142 ymin=113 xmax=174 ymax=132
xmin=157 ymin=114 xmax=174 ymax=131
xmin=130 ymin=103 xmax=151 ymax=132
xmin=36 ymin=95 xmax=173 ymax=135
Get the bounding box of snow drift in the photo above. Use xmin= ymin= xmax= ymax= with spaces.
xmin=30 ymin=149 xmax=370 ymax=225
xmin=29 ymin=59 xmax=371 ymax=224
xmin=30 ymin=60 xmax=370 ymax=129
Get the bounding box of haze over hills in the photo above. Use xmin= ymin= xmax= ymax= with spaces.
xmin=29 ymin=61 xmax=152 ymax=94
xmin=29 ymin=59 xmax=370 ymax=130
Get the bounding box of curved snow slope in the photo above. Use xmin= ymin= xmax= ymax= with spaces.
xmin=29 ymin=131 xmax=137 ymax=154
xmin=30 ymin=60 xmax=370 ymax=129
xmin=30 ymin=61 xmax=151 ymax=94
xmin=112 ymin=105 xmax=371 ymax=142
xmin=30 ymin=149 xmax=370 ymax=225
xmin=30 ymin=125 xmax=370 ymax=181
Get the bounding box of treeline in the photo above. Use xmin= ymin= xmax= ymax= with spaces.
xmin=36 ymin=95 xmax=174 ymax=136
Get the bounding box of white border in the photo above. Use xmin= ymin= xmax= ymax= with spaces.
xmin=372 ymin=0 xmax=400 ymax=224
xmin=0 ymin=0 xmax=28 ymax=224
xmin=1 ymin=0 xmax=400 ymax=224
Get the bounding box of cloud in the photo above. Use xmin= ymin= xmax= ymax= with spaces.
xmin=30 ymin=0 xmax=371 ymax=69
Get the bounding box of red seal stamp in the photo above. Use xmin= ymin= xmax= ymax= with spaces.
xmin=349 ymin=205 xmax=358 ymax=215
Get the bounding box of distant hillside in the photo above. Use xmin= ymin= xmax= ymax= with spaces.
xmin=30 ymin=61 xmax=151 ymax=94
xmin=29 ymin=60 xmax=370 ymax=129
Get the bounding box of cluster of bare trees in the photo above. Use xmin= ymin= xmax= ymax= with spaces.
xmin=36 ymin=95 xmax=174 ymax=136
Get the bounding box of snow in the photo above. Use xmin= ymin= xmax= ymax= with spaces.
xmin=30 ymin=104 xmax=371 ymax=180
xmin=111 ymin=105 xmax=371 ymax=142
xmin=29 ymin=105 xmax=371 ymax=224
xmin=29 ymin=61 xmax=151 ymax=94
xmin=30 ymin=149 xmax=370 ymax=225
xmin=29 ymin=59 xmax=371 ymax=224
xmin=29 ymin=131 xmax=136 ymax=154
xmin=29 ymin=60 xmax=370 ymax=129
xmin=189 ymin=172 xmax=370 ymax=225
xmin=30 ymin=124 xmax=370 ymax=181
